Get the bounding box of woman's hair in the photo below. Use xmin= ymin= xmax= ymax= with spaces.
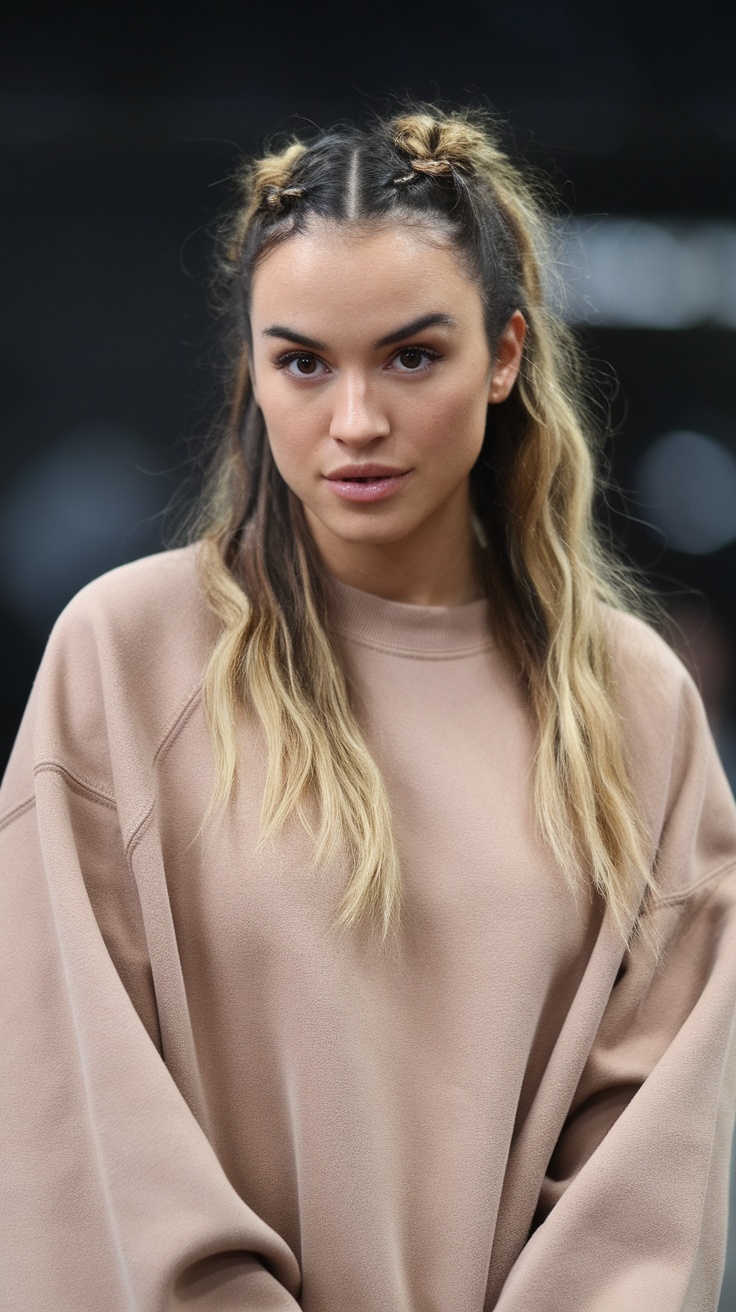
xmin=191 ymin=103 xmax=656 ymax=946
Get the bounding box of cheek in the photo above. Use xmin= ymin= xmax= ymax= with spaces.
xmin=256 ymin=376 xmax=292 ymax=432
xmin=410 ymin=373 xmax=489 ymax=463
xmin=257 ymin=379 xmax=321 ymax=466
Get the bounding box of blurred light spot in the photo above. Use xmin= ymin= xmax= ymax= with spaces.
xmin=0 ymin=423 xmax=163 ymax=629
xmin=636 ymin=430 xmax=736 ymax=555
xmin=556 ymin=220 xmax=736 ymax=328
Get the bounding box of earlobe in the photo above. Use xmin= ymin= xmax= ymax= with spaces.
xmin=488 ymin=310 xmax=526 ymax=405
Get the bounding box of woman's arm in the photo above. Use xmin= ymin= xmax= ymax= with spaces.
xmin=0 ymin=686 xmax=302 ymax=1310
xmin=496 ymin=870 xmax=736 ymax=1310
xmin=493 ymin=662 xmax=736 ymax=1311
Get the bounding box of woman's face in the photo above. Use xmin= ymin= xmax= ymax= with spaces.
xmin=249 ymin=220 xmax=524 ymax=569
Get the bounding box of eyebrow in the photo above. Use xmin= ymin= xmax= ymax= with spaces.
xmin=261 ymin=312 xmax=458 ymax=353
xmin=262 ymin=325 xmax=327 ymax=350
xmin=374 ymin=312 xmax=458 ymax=348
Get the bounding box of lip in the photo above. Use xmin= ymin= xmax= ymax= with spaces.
xmin=324 ymin=464 xmax=412 ymax=504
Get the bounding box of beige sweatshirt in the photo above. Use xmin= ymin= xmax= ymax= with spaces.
xmin=2 ymin=544 xmax=736 ymax=1312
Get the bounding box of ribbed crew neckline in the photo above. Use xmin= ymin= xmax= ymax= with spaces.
xmin=327 ymin=577 xmax=494 ymax=657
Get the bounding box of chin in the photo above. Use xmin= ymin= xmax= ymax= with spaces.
xmin=317 ymin=515 xmax=421 ymax=547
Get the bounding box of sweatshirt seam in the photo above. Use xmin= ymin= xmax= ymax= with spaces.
xmin=27 ymin=683 xmax=205 ymax=855
xmin=125 ymin=802 xmax=156 ymax=860
xmin=152 ymin=681 xmax=203 ymax=766
xmin=124 ymin=682 xmax=204 ymax=857
xmin=32 ymin=762 xmax=117 ymax=809
xmin=0 ymin=794 xmax=36 ymax=831
xmin=339 ymin=633 xmax=495 ymax=660
xmin=653 ymin=855 xmax=736 ymax=907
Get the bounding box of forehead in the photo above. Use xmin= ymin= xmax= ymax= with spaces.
xmin=249 ymin=220 xmax=483 ymax=329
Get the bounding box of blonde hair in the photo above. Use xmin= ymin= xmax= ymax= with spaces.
xmin=192 ymin=105 xmax=656 ymax=946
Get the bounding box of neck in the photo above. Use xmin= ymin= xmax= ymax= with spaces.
xmin=304 ymin=494 xmax=486 ymax=607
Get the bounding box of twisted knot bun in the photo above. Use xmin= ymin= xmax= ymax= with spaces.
xmin=238 ymin=141 xmax=308 ymax=226
xmin=225 ymin=141 xmax=308 ymax=263
xmin=391 ymin=112 xmax=489 ymax=182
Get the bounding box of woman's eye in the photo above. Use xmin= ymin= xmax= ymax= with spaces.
xmin=279 ymin=353 xmax=327 ymax=377
xmin=392 ymin=347 xmax=439 ymax=372
xmin=290 ymin=355 xmax=320 ymax=376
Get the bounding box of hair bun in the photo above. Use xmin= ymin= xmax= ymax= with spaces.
xmin=241 ymin=142 xmax=308 ymax=222
xmin=391 ymin=112 xmax=491 ymax=178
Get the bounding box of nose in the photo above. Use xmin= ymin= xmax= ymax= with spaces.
xmin=328 ymin=371 xmax=390 ymax=445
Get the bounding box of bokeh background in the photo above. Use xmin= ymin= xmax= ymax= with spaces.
xmin=2 ymin=2 xmax=736 ymax=1303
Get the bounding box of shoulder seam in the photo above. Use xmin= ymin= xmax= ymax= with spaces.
xmin=123 ymin=681 xmax=204 ymax=855
xmin=0 ymin=795 xmax=36 ymax=832
xmin=654 ymin=856 xmax=736 ymax=907
xmin=33 ymin=762 xmax=116 ymax=809
xmin=125 ymin=800 xmax=155 ymax=859
xmin=26 ymin=682 xmax=204 ymax=847
xmin=153 ymin=681 xmax=204 ymax=766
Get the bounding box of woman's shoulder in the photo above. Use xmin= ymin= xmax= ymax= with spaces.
xmin=25 ymin=545 xmax=218 ymax=800
xmin=605 ymin=606 xmax=694 ymax=702
xmin=46 ymin=543 xmax=220 ymax=675
xmin=603 ymin=605 xmax=706 ymax=757
xmin=46 ymin=543 xmax=218 ymax=696
xmin=51 ymin=542 xmax=209 ymax=637
xmin=603 ymin=607 xmax=734 ymax=878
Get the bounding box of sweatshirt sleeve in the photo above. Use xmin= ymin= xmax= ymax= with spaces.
xmin=495 ymin=665 xmax=736 ymax=1311
xmin=0 ymin=688 xmax=302 ymax=1308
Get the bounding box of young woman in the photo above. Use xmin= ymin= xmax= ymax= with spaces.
xmin=2 ymin=106 xmax=736 ymax=1311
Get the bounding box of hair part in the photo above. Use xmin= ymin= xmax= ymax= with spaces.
xmin=192 ymin=103 xmax=658 ymax=950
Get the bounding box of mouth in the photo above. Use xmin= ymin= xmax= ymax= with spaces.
xmin=324 ymin=466 xmax=411 ymax=503
xmin=325 ymin=465 xmax=410 ymax=482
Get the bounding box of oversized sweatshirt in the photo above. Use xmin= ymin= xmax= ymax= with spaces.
xmin=2 ymin=544 xmax=736 ymax=1312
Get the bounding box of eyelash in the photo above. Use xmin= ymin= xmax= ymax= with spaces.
xmin=273 ymin=345 xmax=443 ymax=379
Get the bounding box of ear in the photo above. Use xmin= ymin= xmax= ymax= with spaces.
xmin=488 ymin=310 xmax=526 ymax=405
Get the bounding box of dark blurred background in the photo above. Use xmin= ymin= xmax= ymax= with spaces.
xmin=2 ymin=0 xmax=736 ymax=1301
